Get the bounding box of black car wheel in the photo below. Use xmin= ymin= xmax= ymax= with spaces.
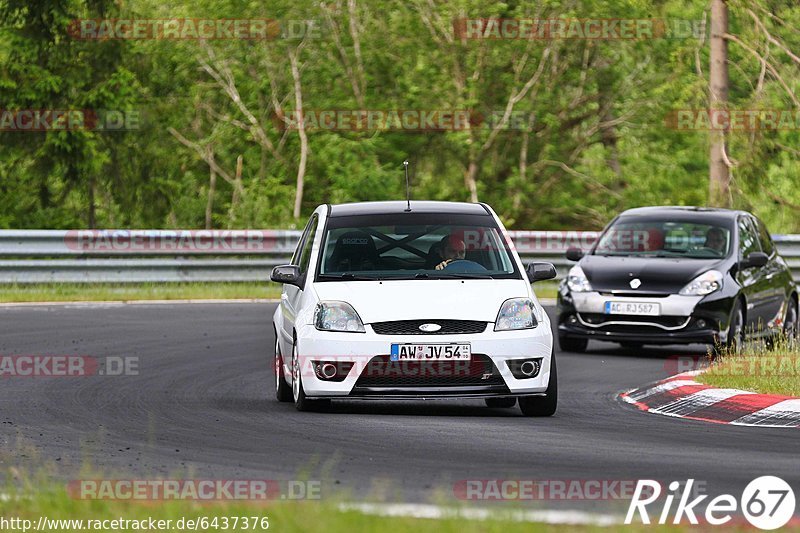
xmin=485 ymin=397 xmax=517 ymax=408
xmin=519 ymin=353 xmax=557 ymax=417
xmin=784 ymin=297 xmax=799 ymax=343
xmin=558 ymin=333 xmax=587 ymax=353
xmin=274 ymin=335 xmax=292 ymax=403
xmin=619 ymin=342 xmax=643 ymax=350
xmin=726 ymin=299 xmax=745 ymax=354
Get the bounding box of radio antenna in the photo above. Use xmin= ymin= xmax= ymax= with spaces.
xmin=403 ymin=160 xmax=411 ymax=211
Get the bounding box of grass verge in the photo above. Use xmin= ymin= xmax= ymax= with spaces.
xmin=0 ymin=283 xmax=282 ymax=303
xmin=533 ymin=282 xmax=558 ymax=300
xmin=0 ymin=485 xmax=704 ymax=533
xmin=0 ymin=281 xmax=557 ymax=304
xmin=697 ymin=338 xmax=800 ymax=397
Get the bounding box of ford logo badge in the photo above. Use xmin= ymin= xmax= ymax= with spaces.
xmin=419 ymin=323 xmax=442 ymax=332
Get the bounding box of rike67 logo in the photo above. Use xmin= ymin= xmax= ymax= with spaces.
xmin=626 ymin=476 xmax=796 ymax=530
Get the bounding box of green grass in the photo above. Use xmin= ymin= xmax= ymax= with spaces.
xmin=697 ymin=338 xmax=800 ymax=397
xmin=0 ymin=283 xmax=283 ymax=303
xmin=0 ymin=281 xmax=557 ymax=304
xmin=533 ymin=282 xmax=558 ymax=300
xmin=0 ymin=484 xmax=725 ymax=533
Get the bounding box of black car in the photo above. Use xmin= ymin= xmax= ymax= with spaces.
xmin=557 ymin=206 xmax=798 ymax=352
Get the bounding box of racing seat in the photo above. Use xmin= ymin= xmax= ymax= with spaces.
xmin=326 ymin=231 xmax=380 ymax=272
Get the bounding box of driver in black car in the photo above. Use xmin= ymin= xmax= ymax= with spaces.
xmin=704 ymin=226 xmax=727 ymax=254
xmin=434 ymin=235 xmax=466 ymax=270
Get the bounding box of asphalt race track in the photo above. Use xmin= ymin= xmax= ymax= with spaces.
xmin=0 ymin=302 xmax=797 ymax=511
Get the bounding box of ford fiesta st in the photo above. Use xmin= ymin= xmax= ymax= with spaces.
xmin=270 ymin=201 xmax=557 ymax=416
xmin=557 ymin=206 xmax=798 ymax=352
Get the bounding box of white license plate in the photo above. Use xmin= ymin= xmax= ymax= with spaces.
xmin=390 ymin=343 xmax=471 ymax=361
xmin=604 ymin=301 xmax=661 ymax=316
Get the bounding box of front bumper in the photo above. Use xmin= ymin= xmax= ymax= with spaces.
xmin=294 ymin=321 xmax=553 ymax=398
xmin=557 ymin=290 xmax=733 ymax=345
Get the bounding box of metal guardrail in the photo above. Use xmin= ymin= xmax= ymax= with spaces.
xmin=0 ymin=229 xmax=797 ymax=283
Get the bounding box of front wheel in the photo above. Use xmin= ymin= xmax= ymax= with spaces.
xmin=291 ymin=340 xmax=330 ymax=412
xmin=784 ymin=297 xmax=799 ymax=345
xmin=619 ymin=342 xmax=643 ymax=350
xmin=558 ymin=333 xmax=587 ymax=353
xmin=274 ymin=336 xmax=292 ymax=402
xmin=518 ymin=353 xmax=557 ymax=417
xmin=485 ymin=397 xmax=517 ymax=408
xmin=724 ymin=299 xmax=745 ymax=354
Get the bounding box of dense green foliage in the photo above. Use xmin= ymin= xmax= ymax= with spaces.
xmin=1 ymin=0 xmax=799 ymax=230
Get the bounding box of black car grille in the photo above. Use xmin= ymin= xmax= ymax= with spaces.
xmin=371 ymin=319 xmax=487 ymax=335
xmin=351 ymin=354 xmax=505 ymax=390
xmin=579 ymin=313 xmax=689 ymax=330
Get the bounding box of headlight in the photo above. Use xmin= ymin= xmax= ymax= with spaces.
xmin=679 ymin=270 xmax=723 ymax=296
xmin=495 ymin=298 xmax=537 ymax=331
xmin=314 ymin=301 xmax=365 ymax=332
xmin=566 ymin=265 xmax=592 ymax=293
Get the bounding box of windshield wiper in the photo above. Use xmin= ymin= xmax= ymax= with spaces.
xmin=431 ymin=272 xmax=495 ymax=279
xmin=318 ymin=273 xmax=379 ymax=281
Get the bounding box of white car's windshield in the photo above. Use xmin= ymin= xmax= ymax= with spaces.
xmin=593 ymin=218 xmax=733 ymax=259
xmin=317 ymin=213 xmax=520 ymax=280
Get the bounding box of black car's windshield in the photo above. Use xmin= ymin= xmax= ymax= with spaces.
xmin=593 ymin=218 xmax=732 ymax=259
xmin=316 ymin=212 xmax=520 ymax=280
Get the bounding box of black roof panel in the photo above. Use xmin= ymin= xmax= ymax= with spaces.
xmin=328 ymin=201 xmax=489 ymax=217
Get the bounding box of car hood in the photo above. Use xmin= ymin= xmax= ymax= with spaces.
xmin=580 ymin=255 xmax=724 ymax=293
xmin=312 ymin=279 xmax=531 ymax=323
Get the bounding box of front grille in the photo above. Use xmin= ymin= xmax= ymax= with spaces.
xmin=351 ymin=354 xmax=504 ymax=389
xmin=371 ymin=319 xmax=487 ymax=335
xmin=579 ymin=313 xmax=689 ymax=330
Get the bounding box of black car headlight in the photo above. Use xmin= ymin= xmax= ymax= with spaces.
xmin=679 ymin=270 xmax=723 ymax=296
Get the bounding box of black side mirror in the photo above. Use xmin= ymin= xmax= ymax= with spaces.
xmin=740 ymin=251 xmax=769 ymax=269
xmin=565 ymin=247 xmax=584 ymax=262
xmin=271 ymin=265 xmax=302 ymax=287
xmin=527 ymin=262 xmax=558 ymax=282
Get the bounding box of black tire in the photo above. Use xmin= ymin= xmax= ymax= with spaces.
xmin=724 ymin=299 xmax=745 ymax=354
xmin=784 ymin=296 xmax=799 ymax=344
xmin=485 ymin=397 xmax=517 ymax=408
xmin=274 ymin=335 xmax=292 ymax=403
xmin=619 ymin=342 xmax=643 ymax=350
xmin=558 ymin=333 xmax=587 ymax=353
xmin=518 ymin=352 xmax=557 ymax=417
xmin=291 ymin=339 xmax=330 ymax=412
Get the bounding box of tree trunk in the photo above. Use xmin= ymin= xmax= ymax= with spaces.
xmin=88 ymin=175 xmax=96 ymax=229
xmin=206 ymin=166 xmax=216 ymax=230
xmin=709 ymin=0 xmax=730 ymax=207
xmin=290 ymin=48 xmax=308 ymax=220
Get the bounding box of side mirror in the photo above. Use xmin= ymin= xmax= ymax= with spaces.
xmin=271 ymin=265 xmax=302 ymax=287
xmin=565 ymin=247 xmax=584 ymax=262
xmin=739 ymin=251 xmax=769 ymax=269
xmin=526 ymin=262 xmax=558 ymax=282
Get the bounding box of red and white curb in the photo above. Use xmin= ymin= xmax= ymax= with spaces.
xmin=619 ymin=370 xmax=800 ymax=428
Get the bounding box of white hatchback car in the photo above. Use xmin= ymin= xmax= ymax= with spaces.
xmin=271 ymin=201 xmax=558 ymax=416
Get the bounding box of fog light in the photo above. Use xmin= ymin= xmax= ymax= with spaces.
xmin=568 ymin=314 xmax=578 ymax=324
xmin=312 ymin=360 xmax=354 ymax=382
xmin=508 ymin=358 xmax=543 ymax=379
xmin=696 ymin=319 xmax=707 ymax=329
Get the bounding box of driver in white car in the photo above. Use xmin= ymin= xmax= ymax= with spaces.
xmin=434 ymin=235 xmax=467 ymax=270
